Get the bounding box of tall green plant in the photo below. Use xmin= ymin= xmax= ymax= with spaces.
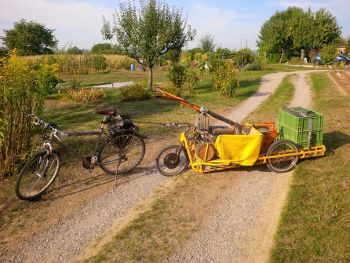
xmin=212 ymin=61 xmax=239 ymax=98
xmin=168 ymin=64 xmax=187 ymax=96
xmin=0 ymin=52 xmax=56 ymax=177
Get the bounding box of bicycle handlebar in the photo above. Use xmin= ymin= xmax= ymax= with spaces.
xmin=28 ymin=114 xmax=68 ymax=138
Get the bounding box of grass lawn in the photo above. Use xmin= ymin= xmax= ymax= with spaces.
xmin=270 ymin=73 xmax=350 ymax=262
xmin=45 ymin=70 xmax=269 ymax=138
xmin=58 ymin=70 xmax=169 ymax=87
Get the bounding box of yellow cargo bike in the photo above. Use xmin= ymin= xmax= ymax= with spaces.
xmin=155 ymin=89 xmax=326 ymax=176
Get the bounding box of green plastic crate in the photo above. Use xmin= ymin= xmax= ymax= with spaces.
xmin=277 ymin=107 xmax=324 ymax=148
xmin=278 ymin=126 xmax=323 ymax=148
xmin=278 ymin=107 xmax=324 ymax=132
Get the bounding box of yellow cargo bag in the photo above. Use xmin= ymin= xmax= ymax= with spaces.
xmin=214 ymin=127 xmax=263 ymax=166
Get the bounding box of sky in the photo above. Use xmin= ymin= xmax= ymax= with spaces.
xmin=0 ymin=0 xmax=349 ymax=50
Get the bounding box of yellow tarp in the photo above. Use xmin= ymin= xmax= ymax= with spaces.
xmin=214 ymin=127 xmax=263 ymax=166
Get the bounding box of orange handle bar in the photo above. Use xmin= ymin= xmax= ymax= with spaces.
xmin=155 ymin=88 xmax=201 ymax=111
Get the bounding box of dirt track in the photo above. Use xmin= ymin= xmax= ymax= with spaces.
xmin=0 ymin=70 xmax=331 ymax=263
xmin=328 ymin=71 xmax=350 ymax=95
xmin=170 ymin=71 xmax=313 ymax=262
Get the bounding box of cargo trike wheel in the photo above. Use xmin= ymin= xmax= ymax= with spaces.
xmin=156 ymin=145 xmax=188 ymax=176
xmin=266 ymin=140 xmax=299 ymax=173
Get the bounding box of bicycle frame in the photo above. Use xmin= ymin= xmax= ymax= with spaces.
xmin=33 ymin=115 xmax=123 ymax=165
xmin=43 ymin=129 xmax=106 ymax=161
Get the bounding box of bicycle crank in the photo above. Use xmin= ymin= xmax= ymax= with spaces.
xmin=83 ymin=156 xmax=98 ymax=169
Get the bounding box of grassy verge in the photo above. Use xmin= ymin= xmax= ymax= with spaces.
xmin=244 ymin=75 xmax=294 ymax=124
xmin=267 ymin=64 xmax=312 ymax=72
xmin=81 ymin=172 xmax=237 ymax=263
xmin=270 ymin=73 xmax=350 ymax=262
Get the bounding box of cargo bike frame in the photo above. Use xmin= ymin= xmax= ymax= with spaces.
xmin=155 ymin=89 xmax=326 ymax=176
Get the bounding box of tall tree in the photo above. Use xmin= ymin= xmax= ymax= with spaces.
xmin=200 ymin=33 xmax=215 ymax=53
xmin=310 ymin=9 xmax=341 ymax=49
xmin=1 ymin=19 xmax=57 ymax=55
xmin=258 ymin=7 xmax=342 ymax=62
xmin=257 ymin=7 xmax=300 ymax=62
xmin=105 ymin=0 xmax=195 ymax=88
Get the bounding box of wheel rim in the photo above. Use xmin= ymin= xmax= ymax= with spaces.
xmin=100 ymin=134 xmax=144 ymax=174
xmin=157 ymin=146 xmax=187 ymax=176
xmin=268 ymin=142 xmax=298 ymax=172
xmin=18 ymin=154 xmax=59 ymax=198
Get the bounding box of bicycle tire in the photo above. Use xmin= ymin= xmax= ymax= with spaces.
xmin=156 ymin=144 xmax=188 ymax=176
xmin=266 ymin=140 xmax=299 ymax=173
xmin=99 ymin=132 xmax=145 ymax=175
xmin=16 ymin=150 xmax=61 ymax=201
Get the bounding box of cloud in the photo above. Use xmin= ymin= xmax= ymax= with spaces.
xmin=0 ymin=0 xmax=114 ymax=49
xmin=187 ymin=2 xmax=260 ymax=49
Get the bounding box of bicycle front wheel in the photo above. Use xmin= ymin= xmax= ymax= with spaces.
xmin=16 ymin=150 xmax=61 ymax=201
xmin=156 ymin=145 xmax=188 ymax=176
xmin=99 ymin=133 xmax=145 ymax=175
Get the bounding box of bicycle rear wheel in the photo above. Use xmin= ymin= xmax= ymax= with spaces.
xmin=266 ymin=140 xmax=299 ymax=173
xmin=16 ymin=150 xmax=61 ymax=201
xmin=99 ymin=133 xmax=145 ymax=175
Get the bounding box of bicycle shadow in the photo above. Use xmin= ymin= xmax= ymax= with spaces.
xmin=45 ymin=166 xmax=158 ymax=201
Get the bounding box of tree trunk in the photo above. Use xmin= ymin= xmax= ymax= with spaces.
xmin=148 ymin=66 xmax=153 ymax=89
xmin=279 ymin=48 xmax=285 ymax=63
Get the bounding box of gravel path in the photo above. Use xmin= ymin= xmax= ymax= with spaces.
xmin=171 ymin=71 xmax=313 ymax=263
xmin=0 ymin=71 xmax=315 ymax=263
xmin=90 ymin=81 xmax=133 ymax=88
xmin=289 ymin=72 xmax=312 ymax=107
xmin=1 ymin=170 xmax=168 ymax=263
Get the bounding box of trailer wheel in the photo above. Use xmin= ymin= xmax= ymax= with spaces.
xmin=266 ymin=140 xmax=299 ymax=173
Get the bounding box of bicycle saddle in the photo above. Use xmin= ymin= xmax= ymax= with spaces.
xmin=94 ymin=106 xmax=117 ymax=116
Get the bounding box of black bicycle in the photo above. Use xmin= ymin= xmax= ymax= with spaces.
xmin=16 ymin=106 xmax=145 ymax=201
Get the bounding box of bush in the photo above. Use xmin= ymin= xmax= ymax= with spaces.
xmin=212 ymin=61 xmax=239 ymax=98
xmin=244 ymin=60 xmax=263 ymax=71
xmin=119 ymin=83 xmax=151 ymax=102
xmin=321 ymin=45 xmax=338 ymax=64
xmin=168 ymin=64 xmax=187 ymax=96
xmin=185 ymin=69 xmax=200 ymax=94
xmin=0 ymin=52 xmax=56 ymax=177
xmin=289 ymin=57 xmax=302 ymax=65
xmin=64 ymin=88 xmax=106 ymax=102
xmin=34 ymin=59 xmax=59 ymax=95
xmin=266 ymin=53 xmax=281 ymax=63
xmin=232 ymin=48 xmax=254 ymax=69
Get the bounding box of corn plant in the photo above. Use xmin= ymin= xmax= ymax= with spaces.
xmin=0 ymin=52 xmax=56 ymax=177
